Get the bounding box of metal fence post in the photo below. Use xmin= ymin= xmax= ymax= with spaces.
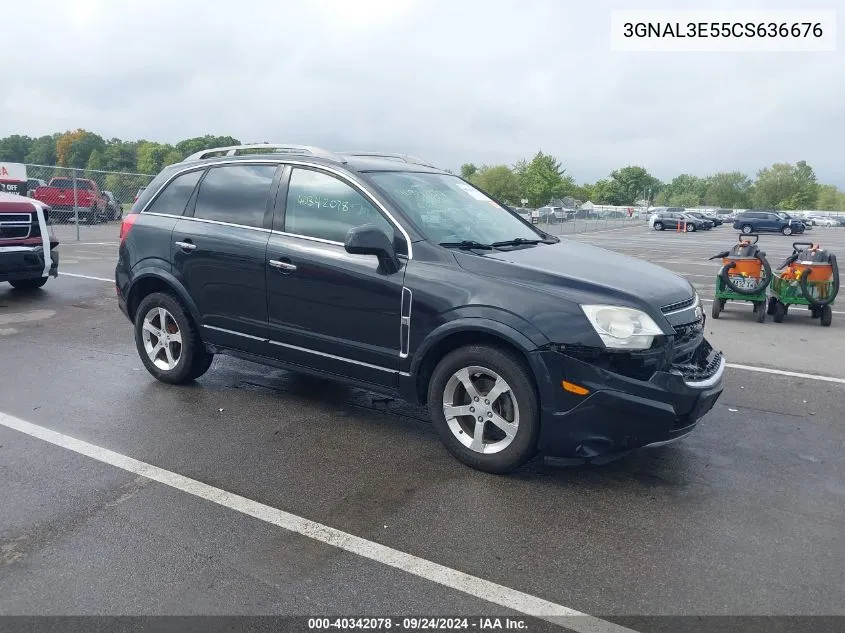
xmin=72 ymin=168 xmax=80 ymax=241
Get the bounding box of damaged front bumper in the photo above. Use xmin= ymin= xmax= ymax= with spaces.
xmin=529 ymin=337 xmax=725 ymax=461
xmin=0 ymin=245 xmax=59 ymax=282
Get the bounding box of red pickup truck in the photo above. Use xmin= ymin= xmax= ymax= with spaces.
xmin=33 ymin=177 xmax=108 ymax=224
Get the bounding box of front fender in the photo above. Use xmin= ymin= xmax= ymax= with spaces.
xmin=408 ymin=310 xmax=548 ymax=379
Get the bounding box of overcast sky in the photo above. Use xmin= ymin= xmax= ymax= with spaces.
xmin=4 ymin=0 xmax=844 ymax=186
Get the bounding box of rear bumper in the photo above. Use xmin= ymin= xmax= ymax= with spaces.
xmin=529 ymin=341 xmax=724 ymax=461
xmin=0 ymin=246 xmax=59 ymax=282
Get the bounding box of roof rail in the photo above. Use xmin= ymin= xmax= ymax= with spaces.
xmin=339 ymin=151 xmax=440 ymax=169
xmin=183 ymin=143 xmax=346 ymax=163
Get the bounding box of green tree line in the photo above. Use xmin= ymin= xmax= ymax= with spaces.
xmin=1 ymin=130 xmax=843 ymax=211
xmin=462 ymin=154 xmax=845 ymax=211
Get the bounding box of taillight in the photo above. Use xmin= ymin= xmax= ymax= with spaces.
xmin=120 ymin=213 xmax=139 ymax=243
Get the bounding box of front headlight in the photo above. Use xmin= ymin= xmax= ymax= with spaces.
xmin=580 ymin=305 xmax=665 ymax=350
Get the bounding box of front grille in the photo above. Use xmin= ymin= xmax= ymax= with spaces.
xmin=673 ymin=318 xmax=704 ymax=347
xmin=670 ymin=339 xmax=722 ymax=383
xmin=661 ymin=296 xmax=695 ymax=314
xmin=0 ymin=213 xmax=32 ymax=240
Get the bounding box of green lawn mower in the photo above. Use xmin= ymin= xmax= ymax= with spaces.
xmin=709 ymin=234 xmax=772 ymax=323
xmin=767 ymin=242 xmax=839 ymax=326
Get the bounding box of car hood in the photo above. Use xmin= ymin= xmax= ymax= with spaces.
xmin=454 ymin=240 xmax=696 ymax=317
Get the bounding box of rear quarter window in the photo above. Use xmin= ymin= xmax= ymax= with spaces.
xmin=143 ymin=169 xmax=204 ymax=216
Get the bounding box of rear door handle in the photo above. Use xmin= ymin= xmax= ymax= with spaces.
xmin=175 ymin=240 xmax=196 ymax=252
xmin=269 ymin=259 xmax=297 ymax=272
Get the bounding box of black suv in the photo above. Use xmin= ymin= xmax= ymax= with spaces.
xmin=116 ymin=144 xmax=725 ymax=473
xmin=733 ymin=210 xmax=805 ymax=235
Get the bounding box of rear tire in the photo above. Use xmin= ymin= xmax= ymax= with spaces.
xmin=742 ymin=224 xmax=753 ymax=234
xmin=427 ymin=344 xmax=539 ymax=474
xmin=134 ymin=292 xmax=214 ymax=384
xmin=9 ymin=277 xmax=48 ymax=290
xmin=654 ymin=222 xmax=664 ymax=231
xmin=686 ymin=223 xmax=696 ymax=232
xmin=755 ymin=301 xmax=766 ymax=322
xmin=711 ymin=299 xmax=721 ymax=319
xmin=820 ymin=305 xmax=832 ymax=327
xmin=767 ymin=296 xmax=778 ymax=315
xmin=773 ymin=301 xmax=786 ymax=323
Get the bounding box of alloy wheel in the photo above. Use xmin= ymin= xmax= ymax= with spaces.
xmin=442 ymin=366 xmax=519 ymax=454
xmin=141 ymin=306 xmax=183 ymax=371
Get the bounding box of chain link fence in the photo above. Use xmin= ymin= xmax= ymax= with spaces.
xmin=517 ymin=205 xmax=650 ymax=236
xmin=24 ymin=164 xmax=155 ymax=241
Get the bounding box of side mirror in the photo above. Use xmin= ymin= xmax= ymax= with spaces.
xmin=344 ymin=224 xmax=400 ymax=274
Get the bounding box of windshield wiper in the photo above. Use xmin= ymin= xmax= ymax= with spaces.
xmin=490 ymin=237 xmax=552 ymax=247
xmin=439 ymin=240 xmax=494 ymax=250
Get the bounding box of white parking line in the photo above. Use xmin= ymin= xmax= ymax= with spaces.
xmin=725 ymin=364 xmax=845 ymax=385
xmin=59 ymin=272 xmax=113 ymax=282
xmin=0 ymin=412 xmax=636 ymax=633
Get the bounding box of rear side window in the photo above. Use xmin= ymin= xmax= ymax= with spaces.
xmin=145 ymin=169 xmax=204 ymax=216
xmin=283 ymin=168 xmax=393 ymax=243
xmin=193 ymin=164 xmax=277 ymax=228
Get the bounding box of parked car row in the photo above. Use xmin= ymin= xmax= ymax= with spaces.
xmin=651 ymin=210 xmax=716 ymax=232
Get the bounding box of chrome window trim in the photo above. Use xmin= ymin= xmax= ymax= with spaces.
xmin=267 ymin=229 xmax=410 ymax=262
xmin=139 ymin=158 xmax=414 ymax=259
xmin=144 ymin=212 xmax=272 ymax=233
xmin=269 ymin=229 xmax=344 ymax=247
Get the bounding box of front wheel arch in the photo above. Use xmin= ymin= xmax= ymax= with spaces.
xmin=410 ymin=323 xmax=538 ymax=407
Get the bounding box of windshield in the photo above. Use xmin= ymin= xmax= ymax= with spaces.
xmin=367 ymin=172 xmax=544 ymax=245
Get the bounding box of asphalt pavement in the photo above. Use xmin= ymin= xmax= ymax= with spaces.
xmin=1 ymin=222 xmax=843 ymax=632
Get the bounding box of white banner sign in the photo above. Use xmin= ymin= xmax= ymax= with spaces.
xmin=0 ymin=162 xmax=27 ymax=181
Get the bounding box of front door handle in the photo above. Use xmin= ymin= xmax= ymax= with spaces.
xmin=175 ymin=240 xmax=196 ymax=252
xmin=269 ymin=259 xmax=297 ymax=272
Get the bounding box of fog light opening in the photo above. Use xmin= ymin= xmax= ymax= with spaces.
xmin=562 ymin=380 xmax=590 ymax=396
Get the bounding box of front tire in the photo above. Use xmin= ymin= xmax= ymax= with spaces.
xmin=755 ymin=301 xmax=766 ymax=322
xmin=654 ymin=222 xmax=664 ymax=231
xmin=9 ymin=277 xmax=48 ymax=290
xmin=134 ymin=292 xmax=214 ymax=384
xmin=773 ymin=301 xmax=787 ymax=323
xmin=782 ymin=225 xmax=793 ymax=236
xmin=427 ymin=344 xmax=539 ymax=474
xmin=742 ymin=224 xmax=753 ymax=234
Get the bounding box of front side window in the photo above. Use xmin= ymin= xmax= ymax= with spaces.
xmin=145 ymin=169 xmax=204 ymax=216
xmin=193 ymin=164 xmax=277 ymax=228
xmin=367 ymin=172 xmax=543 ymax=245
xmin=284 ymin=168 xmax=393 ymax=243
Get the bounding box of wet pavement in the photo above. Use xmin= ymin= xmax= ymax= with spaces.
xmin=1 ymin=223 xmax=843 ymax=629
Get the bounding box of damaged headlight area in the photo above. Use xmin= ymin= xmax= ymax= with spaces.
xmin=580 ymin=304 xmax=665 ymax=350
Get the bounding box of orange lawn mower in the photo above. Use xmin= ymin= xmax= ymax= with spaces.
xmin=709 ymin=234 xmax=772 ymax=322
xmin=767 ymin=242 xmax=839 ymax=326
